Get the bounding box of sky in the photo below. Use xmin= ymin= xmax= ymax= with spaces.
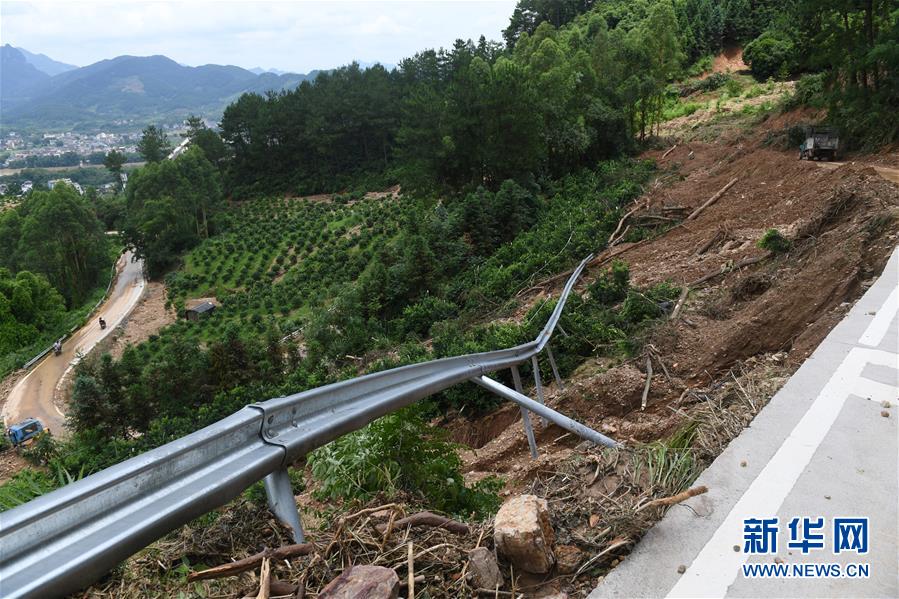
xmin=1 ymin=0 xmax=517 ymax=73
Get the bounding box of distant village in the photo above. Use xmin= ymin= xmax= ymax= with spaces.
xmin=1 ymin=130 xmax=140 ymax=168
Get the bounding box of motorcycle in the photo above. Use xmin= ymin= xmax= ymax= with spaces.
xmin=53 ymin=341 xmax=62 ymax=356
xmin=99 ymin=317 xmax=107 ymax=330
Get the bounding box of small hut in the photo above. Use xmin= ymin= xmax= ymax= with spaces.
xmin=185 ymin=301 xmax=216 ymax=321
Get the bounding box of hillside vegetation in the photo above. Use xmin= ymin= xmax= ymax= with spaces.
xmin=1 ymin=0 xmax=898 ymax=595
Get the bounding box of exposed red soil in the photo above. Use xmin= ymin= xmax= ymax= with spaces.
xmin=455 ymin=110 xmax=899 ymax=484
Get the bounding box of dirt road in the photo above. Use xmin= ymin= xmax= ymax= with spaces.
xmin=1 ymin=251 xmax=146 ymax=435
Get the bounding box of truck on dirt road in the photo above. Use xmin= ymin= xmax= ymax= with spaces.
xmin=799 ymin=126 xmax=839 ymax=161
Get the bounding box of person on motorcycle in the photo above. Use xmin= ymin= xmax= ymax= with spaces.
xmin=99 ymin=316 xmax=106 ymax=330
xmin=53 ymin=340 xmax=62 ymax=355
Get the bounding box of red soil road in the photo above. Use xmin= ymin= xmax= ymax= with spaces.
xmin=1 ymin=251 xmax=146 ymax=436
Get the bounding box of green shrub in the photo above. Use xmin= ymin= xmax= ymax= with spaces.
xmin=757 ymin=228 xmax=792 ymax=253
xmin=589 ymin=260 xmax=630 ymax=305
xmin=744 ymin=31 xmax=796 ymax=81
xmin=784 ymin=73 xmax=826 ymax=110
xmin=309 ymin=407 xmax=502 ymax=518
xmin=0 ymin=469 xmax=57 ymax=511
xmin=400 ymin=296 xmax=459 ymax=338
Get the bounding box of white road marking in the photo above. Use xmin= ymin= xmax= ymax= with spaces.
xmin=666 ymin=347 xmax=898 ymax=598
xmin=859 ymin=286 xmax=898 ymax=348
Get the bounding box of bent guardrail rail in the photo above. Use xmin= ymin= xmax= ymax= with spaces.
xmin=0 ymin=254 xmax=617 ymax=598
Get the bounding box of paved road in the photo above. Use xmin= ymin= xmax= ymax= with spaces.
xmin=2 ymin=251 xmax=145 ymax=435
xmin=591 ymin=246 xmax=898 ymax=598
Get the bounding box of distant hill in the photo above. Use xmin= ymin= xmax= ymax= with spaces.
xmin=14 ymin=46 xmax=78 ymax=76
xmin=249 ymin=67 xmax=289 ymax=76
xmin=1 ymin=48 xmax=316 ymax=130
xmin=1 ymin=45 xmax=50 ymax=103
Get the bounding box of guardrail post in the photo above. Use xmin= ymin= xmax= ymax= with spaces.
xmin=511 ymin=365 xmax=538 ymax=459
xmin=546 ymin=344 xmax=564 ymax=391
xmin=263 ymin=468 xmax=304 ymax=543
xmin=531 ymin=355 xmax=548 ymax=426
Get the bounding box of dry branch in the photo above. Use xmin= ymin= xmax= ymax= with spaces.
xmin=637 ymin=485 xmax=708 ymax=512
xmin=187 ymin=543 xmax=314 ymax=581
xmin=255 ymin=558 xmax=271 ymax=599
xmin=669 ymin=287 xmax=689 ymax=321
xmin=640 ymin=356 xmax=653 ymax=410
xmin=661 ymin=144 xmax=678 ymax=159
xmin=686 ymin=178 xmax=738 ymax=221
xmin=376 ymin=512 xmax=469 ymax=536
xmin=407 ymin=542 xmax=415 ymax=599
xmin=695 ymin=229 xmax=725 ymax=255
xmin=688 ymin=255 xmax=767 ymax=287
xmin=608 ymin=205 xmax=641 ymax=246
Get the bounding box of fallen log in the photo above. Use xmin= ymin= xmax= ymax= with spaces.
xmin=686 ymin=178 xmax=738 ymax=221
xmin=187 ymin=543 xmax=315 ymax=582
xmin=695 ymin=229 xmax=726 ymax=256
xmin=376 ymin=511 xmax=469 ymax=536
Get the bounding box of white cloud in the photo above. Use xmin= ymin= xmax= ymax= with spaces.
xmin=0 ymin=0 xmax=517 ymax=72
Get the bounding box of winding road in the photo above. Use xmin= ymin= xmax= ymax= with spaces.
xmin=1 ymin=251 xmax=146 ymax=436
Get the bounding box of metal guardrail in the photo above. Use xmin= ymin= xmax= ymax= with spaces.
xmin=0 ymin=255 xmax=616 ymax=598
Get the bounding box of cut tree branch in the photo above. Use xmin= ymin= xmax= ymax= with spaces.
xmin=376 ymin=512 xmax=469 ymax=536
xmin=188 ymin=543 xmax=314 ymax=582
xmin=687 ymin=178 xmax=738 ymax=221
xmin=637 ymin=485 xmax=709 ymax=512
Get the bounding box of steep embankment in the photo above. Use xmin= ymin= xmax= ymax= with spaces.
xmin=460 ymin=111 xmax=899 ymax=476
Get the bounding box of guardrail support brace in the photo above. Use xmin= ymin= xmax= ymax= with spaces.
xmin=264 ymin=468 xmax=304 ymax=543
xmin=531 ymin=355 xmax=548 ymax=426
xmin=546 ymin=344 xmax=564 ymax=391
xmin=511 ymin=365 xmax=538 ymax=459
xmin=472 ymin=375 xmax=619 ymax=448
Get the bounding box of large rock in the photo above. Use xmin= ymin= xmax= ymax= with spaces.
xmin=318 ymin=565 xmax=400 ymax=599
xmin=493 ymin=494 xmax=555 ymax=574
xmin=468 ymin=547 xmax=504 ymax=590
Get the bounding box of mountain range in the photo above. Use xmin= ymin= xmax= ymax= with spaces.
xmin=0 ymin=45 xmax=319 ymax=131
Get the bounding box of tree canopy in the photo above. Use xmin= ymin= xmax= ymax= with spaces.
xmin=137 ymin=125 xmax=172 ymax=163
xmin=0 ymin=184 xmax=110 ymax=306
xmin=123 ymin=147 xmax=223 ymax=276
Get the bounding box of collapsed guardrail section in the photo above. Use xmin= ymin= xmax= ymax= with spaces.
xmin=0 ymin=254 xmax=618 ymax=598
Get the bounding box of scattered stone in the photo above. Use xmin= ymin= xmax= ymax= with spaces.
xmin=318 ymin=565 xmax=399 ymax=599
xmin=881 ymin=410 xmax=890 ymax=418
xmin=824 ymin=495 xmax=831 ymax=500
xmin=589 ymin=514 xmax=601 ymax=528
xmin=740 ymin=460 xmax=747 ymax=467
xmin=555 ymin=545 xmax=584 ymax=574
xmin=733 ymin=545 xmax=740 ymax=552
xmin=881 ymin=400 xmax=891 ymax=408
xmin=774 ymin=557 xmax=784 ymax=564
xmin=467 ymin=547 xmax=504 ymax=590
xmin=494 ymin=495 xmax=555 ymax=574
xmin=677 ymin=565 xmax=687 ymax=574
xmin=610 ymin=558 xmax=619 ymax=567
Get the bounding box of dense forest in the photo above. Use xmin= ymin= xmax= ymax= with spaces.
xmin=2 ymin=0 xmax=897 ymax=516
xmin=220 ymin=0 xmax=897 ymax=197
